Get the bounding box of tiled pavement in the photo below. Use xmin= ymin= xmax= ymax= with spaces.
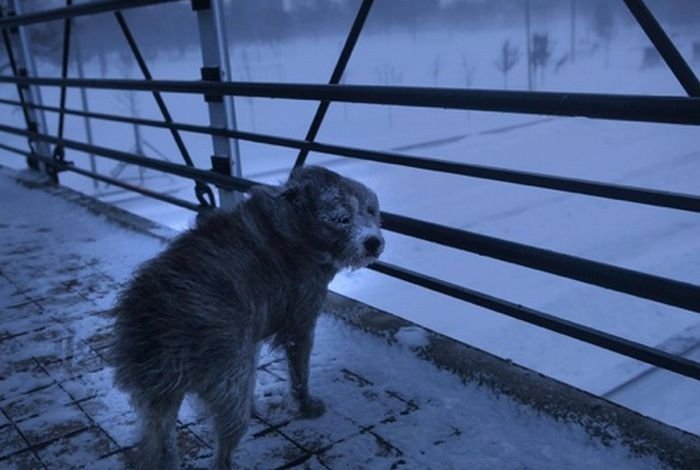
xmin=0 ymin=168 xmax=689 ymax=469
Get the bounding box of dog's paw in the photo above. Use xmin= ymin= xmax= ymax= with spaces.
xmin=299 ymin=395 xmax=326 ymax=419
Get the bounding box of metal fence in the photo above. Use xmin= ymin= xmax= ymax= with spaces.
xmin=0 ymin=0 xmax=698 ymax=382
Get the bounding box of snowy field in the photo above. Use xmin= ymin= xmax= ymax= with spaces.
xmin=1 ymin=8 xmax=699 ymax=435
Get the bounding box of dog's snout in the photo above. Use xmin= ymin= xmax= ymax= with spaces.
xmin=363 ymin=236 xmax=382 ymax=256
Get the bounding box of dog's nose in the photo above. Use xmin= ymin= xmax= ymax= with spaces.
xmin=363 ymin=236 xmax=382 ymax=257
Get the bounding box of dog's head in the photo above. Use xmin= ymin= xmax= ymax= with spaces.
xmin=282 ymin=166 xmax=384 ymax=270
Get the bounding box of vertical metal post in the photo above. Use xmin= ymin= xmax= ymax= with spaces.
xmin=74 ymin=41 xmax=97 ymax=189
xmin=192 ymin=0 xmax=243 ymax=209
xmin=7 ymin=0 xmax=51 ymax=174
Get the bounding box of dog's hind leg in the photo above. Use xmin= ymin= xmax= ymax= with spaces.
xmin=284 ymin=323 xmax=326 ymax=419
xmin=132 ymin=390 xmax=184 ymax=470
xmin=199 ymin=357 xmax=257 ymax=470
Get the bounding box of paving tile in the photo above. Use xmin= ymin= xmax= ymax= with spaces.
xmin=0 ymin=448 xmax=44 ymax=469
xmin=99 ymin=411 xmax=139 ymax=448
xmin=16 ymin=403 xmax=91 ymax=446
xmin=59 ymin=367 xmax=114 ymax=403
xmin=0 ymin=300 xmax=44 ymax=325
xmin=37 ymin=293 xmax=101 ymax=322
xmin=78 ymin=388 xmax=133 ymax=425
xmin=310 ymin=367 xmax=414 ymax=429
xmin=0 ymin=423 xmax=27 ymax=459
xmin=0 ymin=277 xmax=29 ymax=310
xmin=233 ymin=426 xmax=309 ymax=469
xmin=273 ymin=407 xmax=361 ymax=454
xmin=1 ymin=383 xmax=75 ymax=422
xmin=35 ymin=425 xmax=118 ymax=470
xmin=91 ymin=449 xmax=132 ymax=470
xmin=317 ymin=429 xmax=421 ymax=469
xmin=178 ymin=427 xmax=214 ymax=468
xmin=2 ymin=324 xmax=74 ymax=364
xmin=0 ymin=357 xmax=54 ymax=402
xmin=41 ymin=346 xmax=106 ymax=383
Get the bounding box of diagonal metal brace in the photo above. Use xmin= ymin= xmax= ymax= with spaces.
xmin=114 ymin=9 xmax=215 ymax=208
xmin=292 ymin=0 xmax=374 ymax=170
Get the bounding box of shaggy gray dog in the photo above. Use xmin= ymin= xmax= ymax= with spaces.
xmin=111 ymin=166 xmax=384 ymax=469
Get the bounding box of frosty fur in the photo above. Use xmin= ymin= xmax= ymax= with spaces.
xmin=111 ymin=166 xmax=384 ymax=470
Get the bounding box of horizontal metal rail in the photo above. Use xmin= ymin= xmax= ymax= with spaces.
xmin=1 ymin=122 xmax=698 ymax=314
xmin=371 ymin=261 xmax=700 ymax=381
xmin=2 ymin=97 xmax=698 ymax=213
xmin=0 ymin=122 xmax=255 ymax=193
xmin=0 ymin=0 xmax=179 ymax=28
xmin=0 ymin=75 xmax=698 ymax=126
xmin=0 ymin=142 xmax=200 ymax=211
xmin=380 ymin=212 xmax=700 ymax=314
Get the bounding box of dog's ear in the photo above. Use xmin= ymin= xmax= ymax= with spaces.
xmin=281 ymin=185 xmax=300 ymax=204
xmin=281 ymin=178 xmax=319 ymax=212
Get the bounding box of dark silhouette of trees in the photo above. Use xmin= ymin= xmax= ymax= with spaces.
xmin=494 ymin=39 xmax=520 ymax=89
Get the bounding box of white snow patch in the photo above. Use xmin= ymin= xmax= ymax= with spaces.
xmin=394 ymin=325 xmax=430 ymax=349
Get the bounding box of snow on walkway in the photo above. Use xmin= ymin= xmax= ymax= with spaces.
xmin=0 ymin=167 xmax=676 ymax=469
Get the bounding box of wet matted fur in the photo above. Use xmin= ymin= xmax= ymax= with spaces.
xmin=111 ymin=166 xmax=384 ymax=469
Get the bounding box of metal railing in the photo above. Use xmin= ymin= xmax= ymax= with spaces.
xmin=0 ymin=0 xmax=698 ymax=383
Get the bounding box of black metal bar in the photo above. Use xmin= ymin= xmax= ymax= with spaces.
xmin=0 ymin=140 xmax=31 ymax=157
xmin=0 ymin=76 xmax=698 ymax=126
xmin=0 ymin=7 xmax=32 ymax=133
xmin=0 ymin=6 xmax=37 ymax=169
xmin=46 ymin=0 xmax=74 ymax=182
xmin=0 ymin=0 xmax=180 ymax=29
xmin=67 ymin=164 xmax=201 ymax=211
xmin=0 ymin=122 xmax=255 ymax=193
xmin=0 ymin=142 xmax=201 ymax=211
xmin=3 ymin=97 xmax=699 ymax=214
xmin=379 ymin=212 xmax=700 ymax=314
xmin=293 ymin=0 xmax=373 ymax=169
xmin=622 ymin=0 xmax=700 ymax=97
xmin=370 ymin=261 xmax=700 ymax=381
xmin=56 ymin=0 xmax=73 ymax=143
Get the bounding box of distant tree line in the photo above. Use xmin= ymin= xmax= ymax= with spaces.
xmin=8 ymin=0 xmax=700 ymax=65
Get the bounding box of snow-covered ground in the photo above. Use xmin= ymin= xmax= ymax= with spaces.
xmin=0 ymin=11 xmax=698 ymax=435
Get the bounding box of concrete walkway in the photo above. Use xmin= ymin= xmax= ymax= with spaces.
xmin=0 ymin=167 xmax=685 ymax=469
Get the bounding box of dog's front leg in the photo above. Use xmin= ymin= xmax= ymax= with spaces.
xmin=284 ymin=323 xmax=326 ymax=419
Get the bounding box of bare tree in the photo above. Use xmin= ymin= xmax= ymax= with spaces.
xmin=375 ymin=64 xmax=403 ymax=127
xmin=592 ymin=2 xmax=615 ymax=68
xmin=494 ymin=39 xmax=520 ymax=89
xmin=460 ymin=53 xmax=477 ymax=88
xmin=432 ymin=54 xmax=441 ymax=86
xmin=532 ymin=33 xmax=552 ymax=86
